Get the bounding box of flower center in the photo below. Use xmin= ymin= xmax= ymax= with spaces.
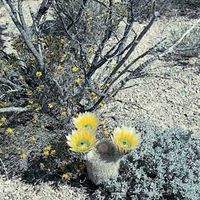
xmin=121 ymin=140 xmax=130 ymax=148
xmin=84 ymin=124 xmax=92 ymax=129
xmin=78 ymin=140 xmax=90 ymax=147
xmin=80 ymin=142 xmax=85 ymax=145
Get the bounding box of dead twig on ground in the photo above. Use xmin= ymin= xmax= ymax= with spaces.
xmin=0 ymin=107 xmax=31 ymax=114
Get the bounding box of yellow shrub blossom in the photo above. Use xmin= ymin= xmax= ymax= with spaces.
xmin=62 ymin=173 xmax=71 ymax=180
xmin=29 ymin=136 xmax=37 ymax=143
xmin=43 ymin=145 xmax=56 ymax=156
xmin=1 ymin=116 xmax=7 ymax=123
xmin=26 ymin=90 xmax=33 ymax=96
xmin=71 ymin=66 xmax=79 ymax=73
xmin=5 ymin=127 xmax=14 ymax=135
xmin=35 ymin=71 xmax=42 ymax=78
xmin=75 ymin=77 xmax=83 ymax=84
xmin=20 ymin=153 xmax=27 ymax=159
xmin=48 ymin=102 xmax=54 ymax=109
xmin=60 ymin=110 xmax=67 ymax=117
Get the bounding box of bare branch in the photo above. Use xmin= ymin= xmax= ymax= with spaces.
xmin=103 ymin=1 xmax=156 ymax=85
xmin=85 ymin=7 xmax=200 ymax=112
xmin=35 ymin=0 xmax=53 ymax=24
xmin=2 ymin=0 xmax=45 ymax=72
xmin=0 ymin=78 xmax=22 ymax=90
xmin=0 ymin=107 xmax=31 ymax=114
xmin=111 ymin=17 xmax=200 ymax=96
xmin=0 ymin=158 xmax=9 ymax=181
xmin=0 ymin=89 xmax=22 ymax=100
xmin=87 ymin=1 xmax=156 ymax=78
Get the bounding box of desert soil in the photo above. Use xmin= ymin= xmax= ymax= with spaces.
xmin=0 ymin=1 xmax=200 ymax=199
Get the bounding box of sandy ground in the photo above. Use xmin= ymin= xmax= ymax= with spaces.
xmin=0 ymin=177 xmax=88 ymax=200
xmin=0 ymin=1 xmax=200 ymax=199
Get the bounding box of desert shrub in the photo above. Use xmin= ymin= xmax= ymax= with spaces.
xmin=1 ymin=0 xmax=161 ymax=180
xmin=93 ymin=123 xmax=200 ymax=200
xmin=159 ymin=23 xmax=200 ymax=64
xmin=0 ymin=118 xmax=85 ymax=182
xmin=165 ymin=0 xmax=200 ymax=7
xmin=183 ymin=0 xmax=200 ymax=7
xmin=169 ymin=25 xmax=200 ymax=57
xmin=156 ymin=0 xmax=200 ymax=12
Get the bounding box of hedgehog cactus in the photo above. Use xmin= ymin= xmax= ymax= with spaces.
xmin=84 ymin=140 xmax=123 ymax=185
xmin=66 ymin=112 xmax=140 ymax=184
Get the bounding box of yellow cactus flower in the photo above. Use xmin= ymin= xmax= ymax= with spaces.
xmin=73 ymin=112 xmax=99 ymax=131
xmin=5 ymin=127 xmax=14 ymax=135
xmin=66 ymin=129 xmax=97 ymax=153
xmin=60 ymin=38 xmax=65 ymax=45
xmin=0 ymin=101 xmax=8 ymax=107
xmin=36 ymin=85 xmax=45 ymax=92
xmin=99 ymin=101 xmax=105 ymax=107
xmin=33 ymin=103 xmax=41 ymax=112
xmin=60 ymin=53 xmax=68 ymax=62
xmin=35 ymin=71 xmax=42 ymax=78
xmin=111 ymin=127 xmax=140 ymax=152
xmin=91 ymin=92 xmax=98 ymax=100
xmin=43 ymin=149 xmax=50 ymax=156
xmin=32 ymin=115 xmax=38 ymax=123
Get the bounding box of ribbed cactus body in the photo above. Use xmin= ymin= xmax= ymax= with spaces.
xmin=85 ymin=140 xmax=122 ymax=185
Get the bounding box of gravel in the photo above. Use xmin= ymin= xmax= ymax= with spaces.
xmin=0 ymin=177 xmax=88 ymax=200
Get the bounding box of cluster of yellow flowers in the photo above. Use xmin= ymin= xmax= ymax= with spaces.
xmin=66 ymin=112 xmax=140 ymax=154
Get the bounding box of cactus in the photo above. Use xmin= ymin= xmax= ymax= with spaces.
xmin=84 ymin=140 xmax=123 ymax=185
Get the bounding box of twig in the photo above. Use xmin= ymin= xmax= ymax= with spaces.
xmin=0 ymin=107 xmax=31 ymax=114
xmin=0 ymin=89 xmax=22 ymax=100
xmin=35 ymin=0 xmax=53 ymax=25
xmin=0 ymin=78 xmax=22 ymax=90
xmin=112 ymin=18 xmax=200 ymax=95
xmin=0 ymin=158 xmax=9 ymax=181
xmin=160 ymin=18 xmax=200 ymax=57
xmin=2 ymin=0 xmax=45 ymax=72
